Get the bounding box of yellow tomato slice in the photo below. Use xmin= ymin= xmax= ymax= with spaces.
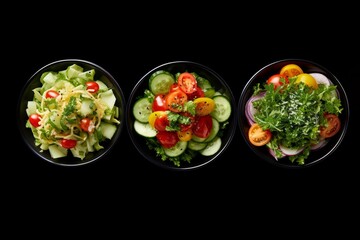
xmin=148 ymin=111 xmax=166 ymax=128
xmin=280 ymin=64 xmax=303 ymax=78
xmin=193 ymin=97 xmax=215 ymax=116
xmin=177 ymin=129 xmax=192 ymax=142
xmin=295 ymin=73 xmax=318 ymax=89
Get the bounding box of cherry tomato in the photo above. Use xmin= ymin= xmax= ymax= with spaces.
xmin=80 ymin=118 xmax=95 ymax=133
xmin=193 ymin=97 xmax=215 ymax=116
xmin=165 ymin=89 xmax=188 ymax=112
xmin=179 ymin=112 xmax=195 ymax=132
xmin=156 ymin=131 xmax=179 ymax=148
xmin=154 ymin=114 xmax=170 ymax=131
xmin=248 ymin=123 xmax=272 ymax=146
xmin=177 ymin=129 xmax=192 ymax=142
xmin=178 ymin=72 xmax=197 ymax=94
xmin=295 ymin=73 xmax=318 ymax=89
xmin=169 ymin=83 xmax=180 ymax=92
xmin=60 ymin=139 xmax=77 ymax=149
xmin=187 ymin=86 xmax=205 ymax=100
xmin=152 ymin=94 xmax=168 ymax=111
xmin=192 ymin=115 xmax=213 ymax=138
xmin=86 ymin=81 xmax=100 ymax=93
xmin=320 ymin=113 xmax=341 ymax=138
xmin=267 ymin=74 xmax=289 ymax=90
xmin=29 ymin=113 xmax=41 ymax=128
xmin=45 ymin=89 xmax=60 ymax=98
xmin=148 ymin=111 xmax=167 ymax=128
xmin=280 ymin=64 xmax=303 ymax=78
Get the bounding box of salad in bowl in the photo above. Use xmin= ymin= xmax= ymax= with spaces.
xmin=127 ymin=61 xmax=236 ymax=170
xmin=238 ymin=59 xmax=349 ymax=168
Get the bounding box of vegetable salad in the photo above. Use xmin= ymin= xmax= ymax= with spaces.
xmin=245 ymin=64 xmax=343 ymax=165
xmin=25 ymin=64 xmax=121 ymax=160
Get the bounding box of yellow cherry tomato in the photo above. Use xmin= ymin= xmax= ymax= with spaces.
xmin=148 ymin=111 xmax=166 ymax=128
xmin=193 ymin=97 xmax=215 ymax=116
xmin=177 ymin=129 xmax=192 ymax=142
xmin=295 ymin=73 xmax=318 ymax=89
xmin=280 ymin=64 xmax=303 ymax=78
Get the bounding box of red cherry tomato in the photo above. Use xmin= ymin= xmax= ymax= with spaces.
xmin=152 ymin=94 xmax=168 ymax=111
xmin=154 ymin=114 xmax=169 ymax=132
xmin=86 ymin=81 xmax=100 ymax=93
xmin=320 ymin=113 xmax=341 ymax=138
xmin=29 ymin=113 xmax=41 ymax=128
xmin=267 ymin=74 xmax=289 ymax=90
xmin=80 ymin=118 xmax=95 ymax=133
xmin=60 ymin=139 xmax=77 ymax=149
xmin=156 ymin=131 xmax=179 ymax=148
xmin=187 ymin=86 xmax=205 ymax=100
xmin=192 ymin=115 xmax=213 ymax=138
xmin=178 ymin=72 xmax=197 ymax=94
xmin=45 ymin=89 xmax=60 ymax=98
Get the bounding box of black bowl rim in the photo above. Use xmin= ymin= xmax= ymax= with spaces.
xmin=126 ymin=60 xmax=237 ymax=171
xmin=17 ymin=58 xmax=126 ymax=167
xmin=238 ymin=58 xmax=350 ymax=169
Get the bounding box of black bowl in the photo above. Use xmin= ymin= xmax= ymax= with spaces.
xmin=238 ymin=59 xmax=350 ymax=169
xmin=126 ymin=61 xmax=237 ymax=171
xmin=17 ymin=59 xmax=126 ymax=166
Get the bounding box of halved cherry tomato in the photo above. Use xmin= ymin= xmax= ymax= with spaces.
xmin=165 ymin=89 xmax=188 ymax=112
xmin=178 ymin=72 xmax=197 ymax=94
xmin=148 ymin=111 xmax=167 ymax=128
xmin=320 ymin=113 xmax=341 ymax=138
xmin=177 ymin=129 xmax=192 ymax=142
xmin=295 ymin=73 xmax=318 ymax=89
xmin=80 ymin=118 xmax=95 ymax=133
xmin=267 ymin=74 xmax=289 ymax=90
xmin=187 ymin=86 xmax=205 ymax=100
xmin=280 ymin=64 xmax=303 ymax=78
xmin=169 ymin=83 xmax=180 ymax=92
xmin=45 ymin=89 xmax=60 ymax=98
xmin=60 ymin=139 xmax=77 ymax=149
xmin=152 ymin=94 xmax=167 ymax=111
xmin=154 ymin=114 xmax=170 ymax=131
xmin=29 ymin=113 xmax=41 ymax=128
xmin=193 ymin=97 xmax=215 ymax=116
xmin=86 ymin=81 xmax=100 ymax=93
xmin=192 ymin=115 xmax=213 ymax=138
xmin=156 ymin=131 xmax=179 ymax=148
xmin=248 ymin=123 xmax=272 ymax=146
xmin=179 ymin=112 xmax=195 ymax=131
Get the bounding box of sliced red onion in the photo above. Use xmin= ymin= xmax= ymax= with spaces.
xmin=279 ymin=144 xmax=304 ymax=156
xmin=310 ymin=139 xmax=329 ymax=150
xmin=245 ymin=92 xmax=265 ymax=125
xmin=268 ymin=147 xmax=285 ymax=160
xmin=309 ymin=73 xmax=332 ymax=86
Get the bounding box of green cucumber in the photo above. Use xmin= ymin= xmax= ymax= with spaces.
xmin=200 ymin=137 xmax=222 ymax=156
xmin=133 ymin=97 xmax=152 ymax=123
xmin=188 ymin=140 xmax=207 ymax=151
xmin=149 ymin=70 xmax=175 ymax=95
xmin=134 ymin=120 xmax=157 ymax=138
xmin=210 ymin=95 xmax=231 ymax=122
xmin=164 ymin=141 xmax=187 ymax=157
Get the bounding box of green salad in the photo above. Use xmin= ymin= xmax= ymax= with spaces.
xmin=132 ymin=70 xmax=232 ymax=167
xmin=25 ymin=64 xmax=121 ymax=160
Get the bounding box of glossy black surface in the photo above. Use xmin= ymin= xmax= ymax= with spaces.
xmin=126 ymin=61 xmax=237 ymax=171
xmin=238 ymin=59 xmax=350 ymax=169
xmin=17 ymin=59 xmax=126 ymax=166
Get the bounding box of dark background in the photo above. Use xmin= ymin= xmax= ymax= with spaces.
xmin=7 ymin=5 xmax=359 ymax=236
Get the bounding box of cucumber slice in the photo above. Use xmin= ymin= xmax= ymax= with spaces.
xmin=149 ymin=70 xmax=175 ymax=95
xmin=188 ymin=140 xmax=207 ymax=151
xmin=210 ymin=95 xmax=231 ymax=122
xmin=134 ymin=120 xmax=157 ymax=138
xmin=133 ymin=97 xmax=152 ymax=123
xmin=164 ymin=141 xmax=187 ymax=157
xmin=200 ymin=137 xmax=222 ymax=156
xmin=204 ymin=118 xmax=220 ymax=143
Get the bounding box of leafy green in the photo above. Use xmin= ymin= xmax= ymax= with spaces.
xmin=252 ymin=77 xmax=343 ymax=165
